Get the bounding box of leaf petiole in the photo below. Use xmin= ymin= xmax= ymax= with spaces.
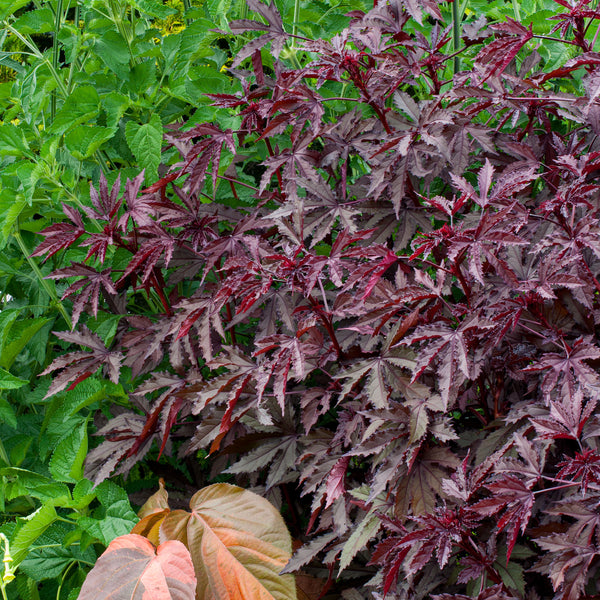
xmin=12 ymin=228 xmax=72 ymax=329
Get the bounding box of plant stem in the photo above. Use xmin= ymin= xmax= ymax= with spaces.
xmin=106 ymin=0 xmax=138 ymax=65
xmin=0 ymin=439 xmax=9 ymax=466
xmin=452 ymin=0 xmax=461 ymax=75
xmin=511 ymin=0 xmax=521 ymax=21
xmin=320 ymin=96 xmax=359 ymax=102
xmin=12 ymin=229 xmax=72 ymax=329
xmin=182 ymin=0 xmax=192 ymax=25
xmin=533 ymin=482 xmax=579 ymax=495
xmin=264 ymin=138 xmax=284 ymax=191
xmin=55 ymin=560 xmax=75 ymax=600
xmin=51 ymin=0 xmax=64 ymax=122
xmin=0 ymin=533 xmax=14 ymax=599
xmin=532 ymin=34 xmax=579 ymax=46
xmin=217 ymin=173 xmax=259 ymax=191
xmin=3 ymin=23 xmax=68 ymax=98
xmin=292 ymin=0 xmax=300 ymax=48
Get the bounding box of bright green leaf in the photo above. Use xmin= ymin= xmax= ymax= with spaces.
xmin=72 ymin=479 xmax=96 ymax=510
xmin=95 ymin=480 xmax=130 ymax=507
xmin=16 ymin=161 xmax=44 ymax=205
xmin=8 ymin=434 xmax=32 ymax=466
xmin=125 ymin=114 xmax=162 ymax=182
xmin=15 ymin=575 xmax=41 ymax=600
xmin=126 ymin=60 xmax=156 ymax=94
xmin=0 ymin=317 xmax=50 ymax=369
xmin=49 ymin=420 xmax=88 ymax=483
xmin=161 ymin=33 xmax=181 ymax=69
xmin=12 ymin=503 xmax=58 ymax=565
xmin=0 ymin=124 xmax=32 ymax=157
xmin=65 ymin=125 xmax=117 ymax=160
xmin=49 ymin=86 xmax=100 ymax=136
xmin=0 ymin=397 xmax=17 ymax=428
xmin=0 ymin=368 xmax=27 ymax=389
xmin=77 ymin=480 xmax=138 ymax=544
xmin=0 ymin=0 xmax=30 ymax=19
xmin=94 ymin=31 xmax=130 ymax=78
xmin=39 ymin=415 xmax=82 ymax=460
xmin=0 ymin=467 xmax=71 ymax=505
xmin=13 ymin=7 xmax=54 ymax=34
xmin=133 ymin=0 xmax=178 ymax=18
xmin=79 ymin=499 xmax=139 ymax=546
xmin=101 ymin=92 xmax=130 ymax=129
xmin=0 ymin=308 xmax=18 ymax=346
xmin=0 ymin=192 xmax=26 ymax=246
xmin=20 ymin=523 xmax=96 ymax=581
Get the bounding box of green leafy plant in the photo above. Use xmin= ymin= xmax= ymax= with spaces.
xmin=0 ymin=477 xmax=139 ymax=599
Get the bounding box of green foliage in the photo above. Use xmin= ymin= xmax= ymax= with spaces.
xmin=0 ymin=1 xmax=243 ymax=595
xmin=125 ymin=114 xmax=162 ymax=183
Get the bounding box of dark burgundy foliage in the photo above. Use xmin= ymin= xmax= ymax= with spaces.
xmin=34 ymin=0 xmax=600 ymax=597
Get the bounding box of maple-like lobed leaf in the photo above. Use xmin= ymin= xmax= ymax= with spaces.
xmin=41 ymin=327 xmax=123 ymax=397
xmin=48 ymin=263 xmax=118 ymax=328
xmin=31 ymin=204 xmax=86 ymax=260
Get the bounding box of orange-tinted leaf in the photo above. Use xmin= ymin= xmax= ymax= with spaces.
xmin=157 ymin=483 xmax=297 ymax=600
xmin=132 ymin=510 xmax=170 ymax=547
xmin=78 ymin=534 xmax=196 ymax=600
xmin=138 ymin=478 xmax=170 ymax=518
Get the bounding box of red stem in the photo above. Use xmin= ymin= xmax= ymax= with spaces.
xmin=457 ymin=537 xmax=503 ymax=586
xmin=224 ymin=301 xmax=237 ymax=346
xmin=264 ymin=138 xmax=284 ymax=191
xmin=452 ymin=257 xmax=472 ymax=303
xmin=217 ymin=267 xmax=237 ymax=345
xmin=581 ymin=259 xmax=600 ymax=294
xmin=218 ymin=173 xmax=259 ymax=192
xmin=309 ymin=296 xmax=345 ymax=360
xmin=150 ymin=270 xmax=173 ymax=316
xmin=228 ymin=179 xmax=240 ymax=202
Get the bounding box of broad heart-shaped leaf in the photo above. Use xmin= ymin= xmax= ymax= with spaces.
xmin=77 ymin=534 xmax=196 ymax=600
xmin=135 ymin=483 xmax=296 ymax=600
xmin=132 ymin=479 xmax=170 ymax=546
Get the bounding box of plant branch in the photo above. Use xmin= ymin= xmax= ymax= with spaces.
xmin=12 ymin=228 xmax=72 ymax=329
